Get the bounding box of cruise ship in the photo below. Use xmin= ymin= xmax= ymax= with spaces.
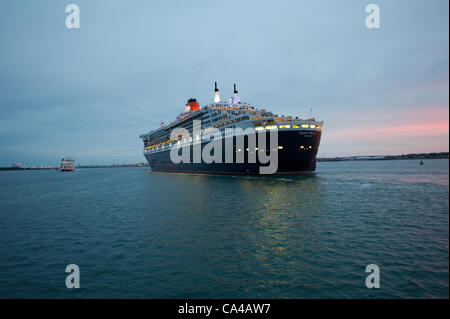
xmin=139 ymin=83 xmax=323 ymax=174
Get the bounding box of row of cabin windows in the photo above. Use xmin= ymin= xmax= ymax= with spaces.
xmin=145 ymin=115 xmax=250 ymax=147
xmin=253 ymin=119 xmax=276 ymax=126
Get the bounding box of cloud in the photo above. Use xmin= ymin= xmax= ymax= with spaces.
xmin=0 ymin=0 xmax=448 ymax=165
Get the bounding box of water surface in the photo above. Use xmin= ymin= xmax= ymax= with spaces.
xmin=0 ymin=159 xmax=448 ymax=298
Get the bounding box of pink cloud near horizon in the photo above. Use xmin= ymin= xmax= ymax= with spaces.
xmin=319 ymin=105 xmax=449 ymax=157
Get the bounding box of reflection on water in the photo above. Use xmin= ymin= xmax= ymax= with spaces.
xmin=139 ymin=173 xmax=328 ymax=296
xmin=0 ymin=159 xmax=448 ymax=298
xmin=247 ymin=176 xmax=323 ymax=288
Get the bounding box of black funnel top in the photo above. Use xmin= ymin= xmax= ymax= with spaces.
xmin=234 ymin=84 xmax=238 ymax=93
xmin=215 ymin=81 xmax=218 ymax=92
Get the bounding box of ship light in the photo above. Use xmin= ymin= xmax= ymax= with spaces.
xmin=300 ymin=146 xmax=304 ymax=149
xmin=310 ymin=124 xmax=316 ymax=129
xmin=278 ymin=146 xmax=283 ymax=149
xmin=293 ymin=125 xmax=300 ymax=128
xmin=309 ymin=146 xmax=312 ymax=149
xmin=301 ymin=124 xmax=309 ymax=128
xmin=255 ymin=147 xmax=259 ymax=150
xmin=279 ymin=125 xmax=290 ymax=129
xmin=265 ymin=125 xmax=277 ymax=130
xmin=255 ymin=127 xmax=264 ymax=131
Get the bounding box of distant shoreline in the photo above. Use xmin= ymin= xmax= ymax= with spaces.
xmin=0 ymin=152 xmax=448 ymax=170
xmin=0 ymin=163 xmax=149 ymax=171
xmin=317 ymin=152 xmax=449 ymax=162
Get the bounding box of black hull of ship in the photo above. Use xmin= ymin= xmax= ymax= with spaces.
xmin=144 ymin=130 xmax=321 ymax=175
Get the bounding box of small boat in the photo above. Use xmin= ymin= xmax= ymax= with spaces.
xmin=61 ymin=158 xmax=75 ymax=171
xmin=419 ymin=160 xmax=424 ymax=166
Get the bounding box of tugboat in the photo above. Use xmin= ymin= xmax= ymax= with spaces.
xmin=61 ymin=158 xmax=75 ymax=172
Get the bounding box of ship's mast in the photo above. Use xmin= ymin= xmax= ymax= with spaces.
xmin=214 ymin=81 xmax=221 ymax=103
xmin=232 ymin=83 xmax=240 ymax=103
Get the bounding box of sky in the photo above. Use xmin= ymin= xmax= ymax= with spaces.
xmin=0 ymin=0 xmax=448 ymax=166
